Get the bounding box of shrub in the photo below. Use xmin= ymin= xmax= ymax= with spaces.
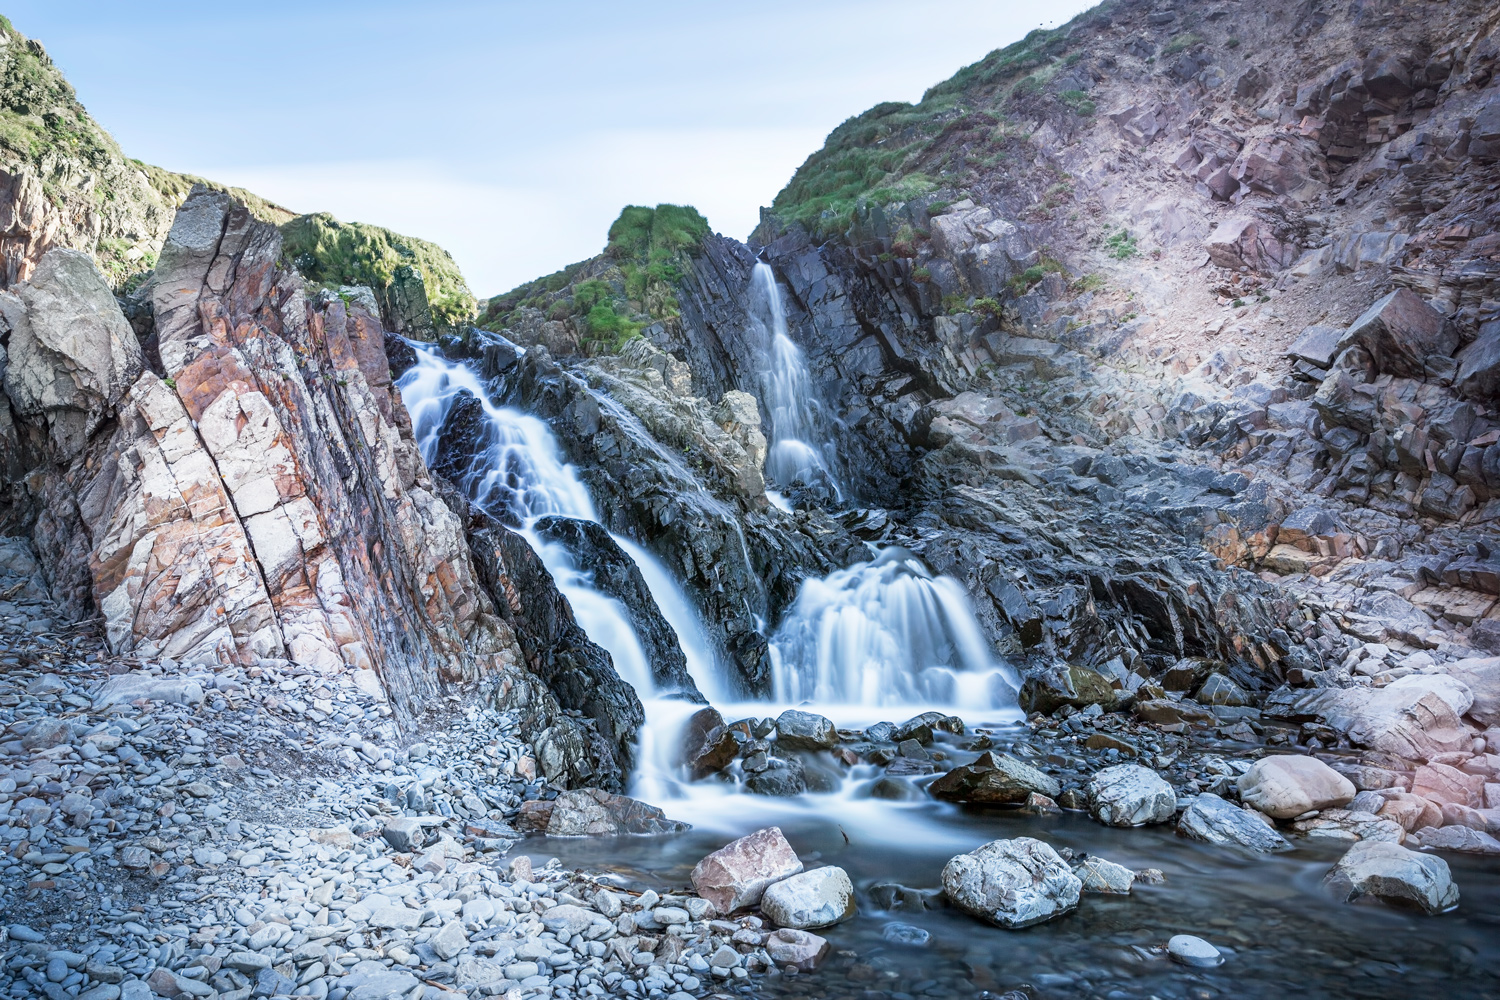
xmin=1164 ymin=33 xmax=1203 ymax=55
xmin=1104 ymin=229 xmax=1139 ymax=260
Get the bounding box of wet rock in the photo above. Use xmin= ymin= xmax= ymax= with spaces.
xmin=867 ymin=882 xmax=943 ymax=911
xmin=745 ymin=755 xmax=807 ymax=796
xmin=1335 ymin=288 xmax=1459 ymax=379
xmin=1075 ymin=856 xmax=1135 ymax=893
xmin=1134 ymin=699 xmax=1216 ymax=726
xmin=1292 ymin=808 xmax=1406 ymax=843
xmin=1238 ymin=755 xmax=1355 ymax=819
xmin=1264 ymin=679 xmax=1472 ymax=761
xmin=1088 ymin=764 xmax=1177 ymax=827
xmin=544 ymin=788 xmax=689 ymax=836
xmin=1168 ymin=935 xmax=1224 ymax=968
xmin=869 ymin=775 xmax=924 ymax=800
xmin=690 ymin=826 xmax=804 ymax=913
xmin=764 ymin=928 xmax=829 ymax=970
xmin=927 ymin=750 xmax=1062 ymax=804
xmin=1178 ymin=792 xmax=1290 ymax=851
xmin=680 ymin=706 xmax=737 ymax=779
xmin=760 ymin=866 xmax=856 ymax=929
xmin=1323 ymin=840 xmax=1459 ymax=913
xmin=1018 ymin=664 xmax=1117 ymax=715
xmin=1196 ymin=673 xmax=1253 ymax=707
xmin=941 ymin=836 xmax=1083 ymax=928
xmin=774 ymin=709 xmax=838 ymax=751
xmin=881 ymin=922 xmax=930 ymax=947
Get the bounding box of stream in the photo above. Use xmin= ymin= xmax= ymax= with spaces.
xmin=394 ymin=272 xmax=1500 ymax=1000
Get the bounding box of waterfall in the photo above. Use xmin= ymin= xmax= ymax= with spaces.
xmin=749 ymin=262 xmax=842 ymax=498
xmin=769 ymin=547 xmax=1018 ymax=711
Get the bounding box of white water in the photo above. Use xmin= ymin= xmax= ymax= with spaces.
xmin=769 ymin=547 xmax=1018 ymax=711
xmin=750 ymin=262 xmax=842 ymax=497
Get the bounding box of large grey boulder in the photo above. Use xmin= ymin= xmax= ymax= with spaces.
xmin=1262 ymin=679 xmax=1471 ymax=761
xmin=1178 ymin=792 xmax=1290 ymax=851
xmin=1323 ymin=840 xmax=1459 ymax=914
xmin=760 ymin=866 xmax=856 ymax=929
xmin=940 ymin=837 xmax=1082 ymax=928
xmin=1335 ymin=288 xmax=1458 ymax=379
xmin=927 ymin=751 xmax=1061 ymax=804
xmin=1088 ymin=764 xmax=1177 ymax=827
xmin=1436 ymin=657 xmax=1500 ymax=726
xmin=690 ymin=826 xmax=804 ymax=913
xmin=1238 ymin=755 xmax=1356 ymax=819
xmin=774 ymin=709 xmax=838 ymax=751
xmin=0 ymin=248 xmax=142 ymax=458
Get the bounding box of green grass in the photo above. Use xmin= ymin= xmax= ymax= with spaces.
xmin=1104 ymin=229 xmax=1139 ymax=260
xmin=1058 ymin=89 xmax=1096 ymax=116
xmin=280 ymin=213 xmax=476 ymax=333
xmin=141 ymin=163 xmax=294 ymax=226
xmin=606 ymin=203 xmax=710 ymax=306
xmin=1164 ymin=32 xmax=1204 ymax=55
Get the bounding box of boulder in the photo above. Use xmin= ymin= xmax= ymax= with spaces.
xmin=690 ymin=827 xmax=804 ymax=913
xmin=1335 ymin=288 xmax=1458 ymax=379
xmin=1378 ymin=793 xmax=1445 ymax=832
xmin=941 ymin=837 xmax=1082 ymax=928
xmin=1412 ymin=825 xmax=1500 ymax=854
xmin=745 ymin=755 xmax=807 ymax=796
xmin=680 ymin=707 xmax=737 ymax=779
xmin=1204 ymin=216 xmax=1296 ymax=274
xmin=763 ymin=928 xmax=829 ymax=970
xmin=1088 ymin=764 xmax=1177 ymax=827
xmin=1167 ymin=935 xmax=1224 ymax=968
xmin=544 ymin=788 xmax=689 ymax=836
xmin=1410 ymin=762 xmax=1485 ymax=808
xmin=1262 ymin=680 xmax=1471 ymax=760
xmin=1456 ymin=320 xmax=1500 ymax=403
xmin=760 ymin=866 xmax=856 ymax=929
xmin=1134 ymin=699 xmax=1216 ymax=726
xmin=774 ymin=709 xmax=838 ymax=751
xmin=1178 ymin=792 xmax=1291 ymax=851
xmin=1238 ymin=755 xmax=1355 ymax=819
xmin=1196 ymin=674 xmax=1253 ymax=707
xmin=94 ymin=673 xmax=206 ymax=708
xmin=1437 ymin=657 xmax=1500 ymax=726
xmin=1323 ymin=840 xmax=1459 ymax=913
xmin=0 ymin=248 xmax=143 ymax=459
xmin=1286 ymin=325 xmax=1343 ymax=369
xmin=1018 ymin=664 xmax=1117 ymax=715
xmin=927 ymin=751 xmax=1061 ymax=805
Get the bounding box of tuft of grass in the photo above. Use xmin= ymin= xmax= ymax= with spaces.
xmin=1164 ymin=32 xmax=1204 ymax=55
xmin=1104 ymin=229 xmax=1139 ymax=260
xmin=1058 ymin=89 xmax=1096 ymax=116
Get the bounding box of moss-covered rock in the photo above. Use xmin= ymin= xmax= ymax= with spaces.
xmin=279 ymin=212 xmax=476 ymax=339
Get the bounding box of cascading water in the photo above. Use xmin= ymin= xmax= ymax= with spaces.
xmin=749 ymin=262 xmax=842 ymax=499
xmin=769 ymin=547 xmax=1017 ymax=711
xmin=397 ymin=345 xmax=717 ymax=799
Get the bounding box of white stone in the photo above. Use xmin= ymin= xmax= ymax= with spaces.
xmin=1168 ymin=935 xmax=1223 ymax=967
xmin=941 ymin=837 xmax=1082 ymax=928
xmin=1088 ymin=764 xmax=1177 ymax=826
xmin=1238 ymin=755 xmax=1355 ymax=819
xmin=760 ymin=867 xmax=856 ymax=929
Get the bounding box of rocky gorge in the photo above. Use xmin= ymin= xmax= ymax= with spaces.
xmin=2 ymin=1 xmax=1500 ymax=998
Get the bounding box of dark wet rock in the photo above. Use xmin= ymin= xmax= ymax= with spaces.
xmin=1161 ymin=657 xmax=1220 ymax=692
xmin=896 ymin=738 xmax=928 ymax=759
xmin=1196 ymin=673 xmax=1254 ymax=706
xmin=746 ymin=755 xmax=807 ymax=796
xmin=1135 ymin=699 xmax=1217 ymax=726
xmin=680 ymin=706 xmax=737 ymax=779
xmin=1323 ymin=840 xmax=1459 ymax=914
xmin=1018 ymin=664 xmax=1118 ymax=715
xmin=867 ymin=882 xmax=944 ymax=912
xmin=892 ymin=716 xmax=935 ymax=745
xmin=881 ymin=922 xmax=930 ymax=947
xmin=532 ymin=515 xmax=703 ymax=698
xmin=886 ymin=756 xmax=937 ymax=777
xmin=941 ymin=837 xmax=1083 ymax=928
xmin=774 ymin=709 xmax=839 ymax=751
xmin=927 ymin=751 xmax=1061 ymax=805
xmin=1178 ymin=792 xmax=1291 ymax=851
xmin=1088 ymin=763 xmax=1177 ymax=827
xmin=864 ymin=721 xmax=896 ymax=742
xmin=869 ymin=775 xmax=924 ymax=800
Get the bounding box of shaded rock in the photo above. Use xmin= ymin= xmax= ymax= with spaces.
xmin=1412 ymin=825 xmax=1500 ymax=854
xmin=774 ymin=709 xmax=838 ymax=751
xmin=1168 ymin=935 xmax=1224 ymax=968
xmin=544 ymin=788 xmax=688 ymax=836
xmin=680 ymin=706 xmax=737 ymax=779
xmin=1204 ymin=216 xmax=1296 ymax=274
xmin=1178 ymin=792 xmax=1290 ymax=851
xmin=745 ymin=755 xmax=807 ymax=796
xmin=760 ymin=866 xmax=856 ymax=929
xmin=1134 ymin=699 xmax=1216 ymax=726
xmin=866 ymin=882 xmax=943 ymax=912
xmin=1088 ymin=764 xmax=1177 ymax=827
xmin=1335 ymin=288 xmax=1458 ymax=379
xmin=1262 ymin=680 xmax=1470 ymax=760
xmin=1018 ymin=664 xmax=1116 ymax=715
xmin=690 ymin=826 xmax=804 ymax=913
xmin=1323 ymin=840 xmax=1459 ymax=913
xmin=764 ymin=928 xmax=829 ymax=970
xmin=881 ymin=922 xmax=930 ymax=947
xmin=1196 ymin=673 xmax=1253 ymax=707
xmin=940 ymin=837 xmax=1082 ymax=928
xmin=1238 ymin=755 xmax=1356 ymax=819
xmin=927 ymin=750 xmax=1061 ymax=804
xmin=1439 ymin=657 xmax=1500 ymax=727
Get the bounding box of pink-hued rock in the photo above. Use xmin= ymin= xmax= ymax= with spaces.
xmin=690 ymin=826 xmax=804 ymax=913
xmin=1379 ymin=793 xmax=1445 ymax=833
xmin=1412 ymin=762 xmax=1486 ymax=808
xmin=764 ymin=928 xmax=829 ymax=970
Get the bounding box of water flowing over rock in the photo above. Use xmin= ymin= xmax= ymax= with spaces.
xmin=1238 ymin=755 xmax=1356 ymax=819
xmin=941 ymin=837 xmax=1083 ymax=928
xmin=1323 ymin=840 xmax=1459 ymax=914
xmin=1088 ymin=764 xmax=1178 ymax=827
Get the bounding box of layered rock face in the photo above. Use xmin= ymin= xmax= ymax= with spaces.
xmin=0 ymin=189 xmax=641 ymax=787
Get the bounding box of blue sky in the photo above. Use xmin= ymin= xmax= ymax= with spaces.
xmin=9 ymin=1 xmax=1096 ymax=295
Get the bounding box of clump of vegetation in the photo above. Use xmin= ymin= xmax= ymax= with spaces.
xmin=141 ymin=163 xmax=294 ymax=225
xmin=605 ymin=203 xmax=710 ymax=309
xmin=1225 ymin=37 xmax=1241 ymax=49
xmin=0 ymin=18 xmax=118 ymax=169
xmin=1009 ymin=255 xmax=1066 ymax=293
xmin=1071 ymin=273 xmax=1106 ymax=293
xmin=1104 ymin=229 xmax=1140 ymax=260
xmin=1164 ymin=32 xmax=1204 ymax=55
xmin=280 ymin=213 xmax=476 ymax=332
xmin=1058 ymin=89 xmax=1096 ymax=116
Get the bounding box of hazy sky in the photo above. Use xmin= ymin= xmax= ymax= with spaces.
xmin=10 ymin=1 xmax=1096 ymax=296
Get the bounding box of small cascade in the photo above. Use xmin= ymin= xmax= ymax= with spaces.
xmin=749 ymin=262 xmax=842 ymax=498
xmin=769 ymin=547 xmax=1018 ymax=712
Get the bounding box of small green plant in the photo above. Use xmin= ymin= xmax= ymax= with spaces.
xmin=972 ymin=297 xmax=1003 ymax=317
xmin=1231 ymin=297 xmax=1246 ymax=308
xmin=1071 ymin=273 xmax=1106 ymax=293
xmin=1164 ymin=33 xmax=1203 ymax=56
xmin=163 ymin=377 xmax=176 ymax=390
xmin=1225 ymin=37 xmax=1241 ymax=49
xmin=925 ymin=200 xmax=952 ymax=216
xmin=1104 ymin=229 xmax=1139 ymax=259
xmin=1058 ymin=90 xmax=1096 ymax=116
xmin=912 ymin=266 xmax=933 ymax=283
